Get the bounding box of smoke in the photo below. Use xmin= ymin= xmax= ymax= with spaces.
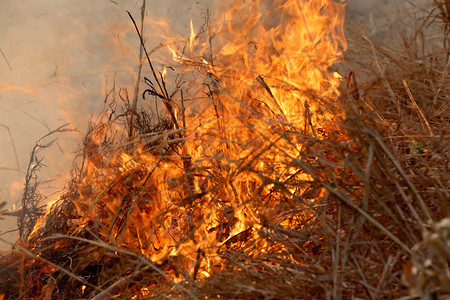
xmin=0 ymin=0 xmax=439 ymax=249
xmin=345 ymin=0 xmax=439 ymax=39
xmin=0 ymin=0 xmax=208 ymax=249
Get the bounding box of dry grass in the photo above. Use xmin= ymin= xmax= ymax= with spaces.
xmin=0 ymin=1 xmax=448 ymax=299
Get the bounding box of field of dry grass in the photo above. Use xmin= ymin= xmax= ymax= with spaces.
xmin=0 ymin=1 xmax=448 ymax=299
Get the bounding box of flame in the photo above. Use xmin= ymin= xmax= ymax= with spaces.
xmin=30 ymin=0 xmax=346 ymax=290
xmin=189 ymin=19 xmax=196 ymax=52
xmin=28 ymin=196 xmax=62 ymax=240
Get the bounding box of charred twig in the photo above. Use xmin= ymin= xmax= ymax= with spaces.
xmin=256 ymin=75 xmax=286 ymax=118
xmin=192 ymin=248 xmax=205 ymax=281
xmin=18 ymin=124 xmax=73 ymax=241
xmin=128 ymin=11 xmax=179 ymax=130
xmin=0 ymin=48 xmax=12 ymax=71
xmin=347 ymin=70 xmax=360 ymax=101
xmin=129 ymin=0 xmax=147 ymax=139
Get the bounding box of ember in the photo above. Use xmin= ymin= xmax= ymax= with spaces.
xmin=0 ymin=0 xmax=448 ymax=299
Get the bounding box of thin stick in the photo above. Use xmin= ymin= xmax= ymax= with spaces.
xmin=402 ymin=79 xmax=434 ymax=136
xmin=127 ymin=11 xmax=179 ymax=129
xmin=0 ymin=48 xmax=12 ymax=71
xmin=129 ymin=0 xmax=147 ymax=139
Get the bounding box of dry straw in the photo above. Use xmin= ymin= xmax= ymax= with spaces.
xmin=0 ymin=1 xmax=448 ymax=299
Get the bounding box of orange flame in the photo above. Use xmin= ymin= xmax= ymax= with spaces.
xmin=33 ymin=0 xmax=347 ymax=285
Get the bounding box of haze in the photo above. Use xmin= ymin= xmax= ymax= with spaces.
xmin=0 ymin=0 xmax=424 ymax=249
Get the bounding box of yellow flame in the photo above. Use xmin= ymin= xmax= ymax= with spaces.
xmin=66 ymin=0 xmax=347 ymax=286
xmin=189 ymin=19 xmax=195 ymax=51
xmin=28 ymin=196 xmax=62 ymax=241
xmin=162 ymin=67 xmax=167 ymax=80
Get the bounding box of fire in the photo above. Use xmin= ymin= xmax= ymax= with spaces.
xmin=26 ymin=0 xmax=346 ymax=295
xmin=28 ymin=196 xmax=62 ymax=240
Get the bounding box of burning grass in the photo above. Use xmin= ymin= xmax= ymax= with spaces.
xmin=1 ymin=0 xmax=449 ymax=299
